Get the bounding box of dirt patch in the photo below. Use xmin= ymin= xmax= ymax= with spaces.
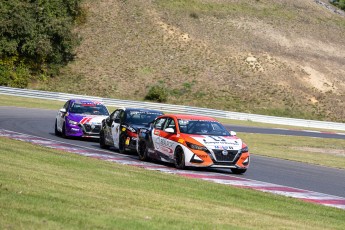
xmin=291 ymin=146 xmax=345 ymax=157
xmin=30 ymin=0 xmax=345 ymax=122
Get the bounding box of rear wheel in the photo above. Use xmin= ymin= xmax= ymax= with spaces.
xmin=119 ymin=134 xmax=127 ymax=154
xmin=174 ymin=147 xmax=185 ymax=169
xmin=231 ymin=168 xmax=247 ymax=174
xmin=138 ymin=141 xmax=149 ymax=161
xmin=100 ymin=130 xmax=109 ymax=149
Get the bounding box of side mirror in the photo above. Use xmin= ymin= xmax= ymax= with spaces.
xmin=59 ymin=108 xmax=67 ymax=113
xmin=164 ymin=128 xmax=175 ymax=134
xmin=105 ymin=117 xmax=111 ymax=126
xmin=230 ymin=131 xmax=237 ymax=136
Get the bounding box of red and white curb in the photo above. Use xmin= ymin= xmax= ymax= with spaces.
xmin=1 ymin=129 xmax=344 ymax=210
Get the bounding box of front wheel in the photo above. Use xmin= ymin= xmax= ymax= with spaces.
xmin=54 ymin=120 xmax=60 ymax=136
xmin=138 ymin=141 xmax=149 ymax=161
xmin=174 ymin=147 xmax=185 ymax=169
xmin=100 ymin=130 xmax=109 ymax=149
xmin=61 ymin=122 xmax=67 ymax=138
xmin=231 ymin=168 xmax=247 ymax=174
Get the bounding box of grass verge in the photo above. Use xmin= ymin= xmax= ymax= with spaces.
xmin=1 ymin=137 xmax=344 ymax=229
xmin=240 ymin=133 xmax=345 ymax=169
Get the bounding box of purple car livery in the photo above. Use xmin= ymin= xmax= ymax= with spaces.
xmin=55 ymin=99 xmax=109 ymax=138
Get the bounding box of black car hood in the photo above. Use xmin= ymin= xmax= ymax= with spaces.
xmin=125 ymin=123 xmax=151 ymax=131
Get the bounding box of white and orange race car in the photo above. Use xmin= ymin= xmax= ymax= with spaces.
xmin=137 ymin=114 xmax=250 ymax=174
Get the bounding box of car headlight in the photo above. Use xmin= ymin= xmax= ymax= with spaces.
xmin=186 ymin=142 xmax=208 ymax=151
xmin=68 ymin=119 xmax=78 ymax=125
xmin=240 ymin=146 xmax=249 ymax=153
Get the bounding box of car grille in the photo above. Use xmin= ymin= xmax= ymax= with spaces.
xmin=212 ymin=149 xmax=238 ymax=162
xmin=83 ymin=124 xmax=101 ymax=134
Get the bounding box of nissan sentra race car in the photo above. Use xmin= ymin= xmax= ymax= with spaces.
xmin=55 ymin=99 xmax=109 ymax=138
xmin=100 ymin=107 xmax=163 ymax=153
xmin=137 ymin=114 xmax=250 ymax=174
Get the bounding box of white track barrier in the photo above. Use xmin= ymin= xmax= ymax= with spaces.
xmin=1 ymin=86 xmax=344 ymax=131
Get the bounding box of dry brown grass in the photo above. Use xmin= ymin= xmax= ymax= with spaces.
xmin=30 ymin=0 xmax=345 ymax=122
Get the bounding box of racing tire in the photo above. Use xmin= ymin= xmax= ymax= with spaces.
xmin=174 ymin=147 xmax=186 ymax=169
xmin=138 ymin=140 xmax=149 ymax=161
xmin=119 ymin=134 xmax=127 ymax=154
xmin=61 ymin=122 xmax=67 ymax=138
xmin=231 ymin=168 xmax=247 ymax=174
xmin=54 ymin=120 xmax=60 ymax=136
xmin=99 ymin=130 xmax=109 ymax=149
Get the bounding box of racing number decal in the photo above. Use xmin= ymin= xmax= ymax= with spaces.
xmin=207 ymin=136 xmax=226 ymax=142
xmin=203 ymin=136 xmax=227 ymax=144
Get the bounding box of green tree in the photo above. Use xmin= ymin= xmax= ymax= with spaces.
xmin=0 ymin=0 xmax=82 ymax=87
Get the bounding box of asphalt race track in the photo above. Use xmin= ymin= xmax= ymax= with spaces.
xmin=1 ymin=106 xmax=344 ymax=199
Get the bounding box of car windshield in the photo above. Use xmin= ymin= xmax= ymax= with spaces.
xmin=126 ymin=111 xmax=162 ymax=125
xmin=69 ymin=103 xmax=109 ymax=115
xmin=178 ymin=119 xmax=230 ymax=136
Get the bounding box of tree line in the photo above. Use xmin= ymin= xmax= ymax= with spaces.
xmin=0 ymin=0 xmax=82 ymax=87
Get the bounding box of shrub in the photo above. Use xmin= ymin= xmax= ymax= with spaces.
xmin=331 ymin=0 xmax=345 ymax=10
xmin=145 ymin=85 xmax=168 ymax=102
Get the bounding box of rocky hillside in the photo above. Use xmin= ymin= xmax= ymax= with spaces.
xmin=30 ymin=0 xmax=345 ymax=122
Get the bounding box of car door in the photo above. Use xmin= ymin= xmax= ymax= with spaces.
xmin=158 ymin=118 xmax=179 ymax=160
xmin=112 ymin=109 xmax=123 ymax=148
xmin=57 ymin=100 xmax=69 ymax=131
xmin=104 ymin=110 xmax=119 ymax=145
xmin=151 ymin=117 xmax=167 ymax=154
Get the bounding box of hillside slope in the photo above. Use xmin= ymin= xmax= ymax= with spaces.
xmin=30 ymin=0 xmax=345 ymax=122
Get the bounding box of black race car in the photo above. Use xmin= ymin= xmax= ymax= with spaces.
xmin=99 ymin=107 xmax=163 ymax=154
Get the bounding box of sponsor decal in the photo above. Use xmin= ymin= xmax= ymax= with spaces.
xmin=160 ymin=146 xmax=173 ymax=154
xmin=158 ymin=137 xmax=174 ymax=148
xmin=122 ymin=127 xmax=126 ymax=132
xmin=125 ymin=137 xmax=130 ymax=146
xmin=80 ymin=117 xmax=92 ymax=124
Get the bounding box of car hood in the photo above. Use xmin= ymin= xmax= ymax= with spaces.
xmin=125 ymin=123 xmax=150 ymax=132
xmin=184 ymin=134 xmax=243 ymax=151
xmin=67 ymin=114 xmax=108 ymax=125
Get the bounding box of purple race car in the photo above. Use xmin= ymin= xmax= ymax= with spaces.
xmin=55 ymin=99 xmax=109 ymax=138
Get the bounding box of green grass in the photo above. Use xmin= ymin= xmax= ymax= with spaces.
xmin=1 ymin=137 xmax=345 ymax=229
xmin=0 ymin=95 xmax=117 ymax=113
xmin=0 ymin=95 xmax=63 ymax=110
xmin=156 ymin=0 xmax=297 ymax=20
xmin=240 ymin=133 xmax=345 ymax=169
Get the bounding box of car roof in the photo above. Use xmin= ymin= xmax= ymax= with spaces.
xmin=123 ymin=107 xmax=163 ymax=114
xmin=162 ymin=114 xmax=218 ymax=121
xmin=69 ymin=98 xmax=104 ymax=104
